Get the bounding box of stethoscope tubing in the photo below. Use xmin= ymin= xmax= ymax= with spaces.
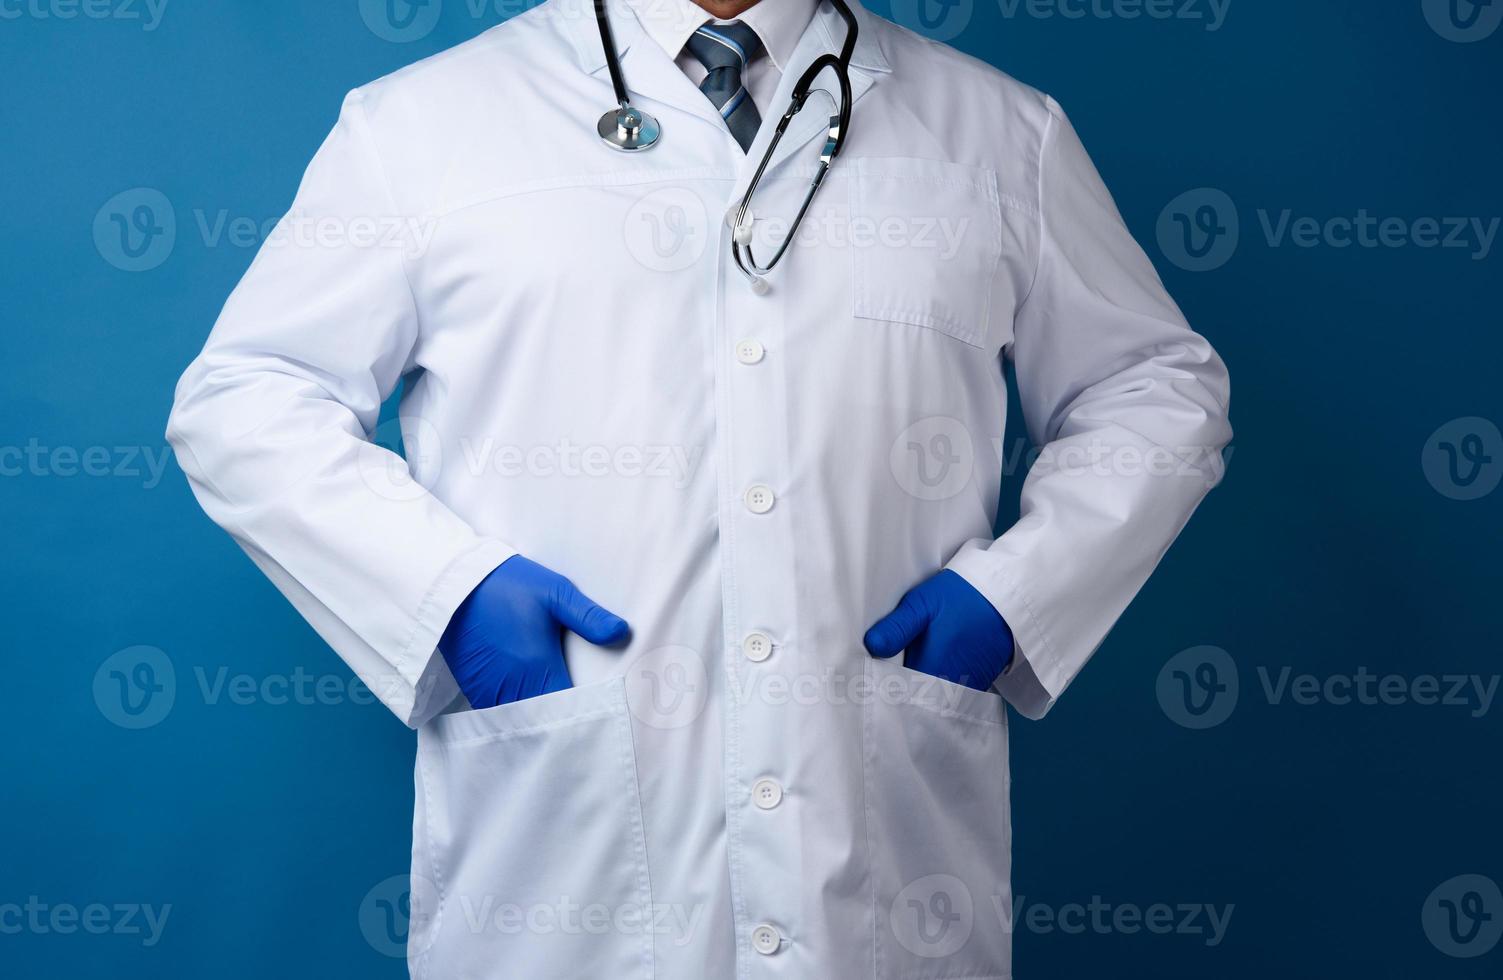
xmin=594 ymin=0 xmax=634 ymax=110
xmin=593 ymin=0 xmax=859 ymax=285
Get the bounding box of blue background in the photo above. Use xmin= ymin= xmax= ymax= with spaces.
xmin=2 ymin=0 xmax=1500 ymax=976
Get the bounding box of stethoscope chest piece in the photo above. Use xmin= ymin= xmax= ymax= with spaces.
xmin=598 ymin=105 xmax=660 ymax=152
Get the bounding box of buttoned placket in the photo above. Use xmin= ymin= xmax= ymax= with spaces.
xmin=710 ymin=57 xmax=828 ymax=968
xmin=709 ymin=10 xmax=885 ymax=973
xmin=606 ymin=1 xmax=881 ymax=969
xmin=714 ymin=171 xmax=801 ymax=970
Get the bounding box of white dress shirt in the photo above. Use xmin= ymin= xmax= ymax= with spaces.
xmin=627 ymin=0 xmax=816 ymax=114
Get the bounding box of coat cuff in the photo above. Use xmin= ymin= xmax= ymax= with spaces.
xmin=945 ymin=539 xmax=1060 ymax=720
xmin=390 ymin=538 xmax=516 ymax=728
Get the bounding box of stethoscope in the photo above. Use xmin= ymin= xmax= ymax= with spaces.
xmin=594 ymin=0 xmax=858 ymax=292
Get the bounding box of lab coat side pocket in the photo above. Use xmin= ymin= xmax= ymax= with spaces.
xmin=865 ymin=657 xmax=1013 ymax=980
xmin=849 ymin=157 xmax=1003 ymax=350
xmin=412 ymin=679 xmax=655 ymax=980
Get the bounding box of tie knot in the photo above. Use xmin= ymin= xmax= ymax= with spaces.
xmin=686 ymin=21 xmax=764 ymax=73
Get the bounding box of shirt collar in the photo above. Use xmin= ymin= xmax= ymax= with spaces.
xmin=564 ymin=0 xmax=891 ymax=78
xmin=624 ymin=0 xmax=816 ymax=71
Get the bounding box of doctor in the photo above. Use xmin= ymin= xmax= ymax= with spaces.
xmin=168 ymin=0 xmax=1230 ymax=974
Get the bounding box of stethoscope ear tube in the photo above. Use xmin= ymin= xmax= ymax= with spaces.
xmin=789 ymin=53 xmax=853 ymax=161
xmin=732 ymin=45 xmax=856 ymax=284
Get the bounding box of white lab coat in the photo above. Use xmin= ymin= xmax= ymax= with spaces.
xmin=167 ymin=0 xmax=1231 ymax=975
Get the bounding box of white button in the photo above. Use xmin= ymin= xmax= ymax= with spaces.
xmin=743 ymin=632 xmax=773 ymax=662
xmin=752 ymin=778 xmax=783 ymax=809
xmin=724 ymin=205 xmax=740 ymax=228
xmin=735 ymin=339 xmax=765 ymax=365
xmin=744 ymin=485 xmax=775 ymax=514
xmin=751 ymin=924 xmax=781 ymax=955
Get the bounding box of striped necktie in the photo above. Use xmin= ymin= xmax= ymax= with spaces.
xmin=685 ymin=21 xmax=765 ymax=152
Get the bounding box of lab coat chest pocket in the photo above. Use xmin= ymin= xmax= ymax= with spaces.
xmin=849 ymin=157 xmax=1004 ymax=349
xmin=865 ymin=658 xmax=1012 ymax=979
xmin=411 ymin=679 xmax=653 ymax=979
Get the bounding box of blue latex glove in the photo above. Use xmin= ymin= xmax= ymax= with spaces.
xmin=438 ymin=555 xmax=630 ymax=709
xmin=864 ymin=570 xmax=1014 ymax=691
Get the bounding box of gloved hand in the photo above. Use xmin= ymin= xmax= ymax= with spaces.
xmin=864 ymin=570 xmax=1014 ymax=691
xmin=438 ymin=555 xmax=630 ymax=709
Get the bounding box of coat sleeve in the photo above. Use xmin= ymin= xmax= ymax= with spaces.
xmin=166 ymin=90 xmax=514 ymax=727
xmin=946 ymin=96 xmax=1233 ymax=719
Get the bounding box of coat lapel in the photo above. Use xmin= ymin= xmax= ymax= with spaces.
xmin=563 ymin=0 xmax=731 ymax=133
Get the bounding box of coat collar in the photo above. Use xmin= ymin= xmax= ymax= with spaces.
xmin=621 ymin=0 xmax=817 ymax=75
xmin=564 ymin=0 xmax=891 ymax=82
